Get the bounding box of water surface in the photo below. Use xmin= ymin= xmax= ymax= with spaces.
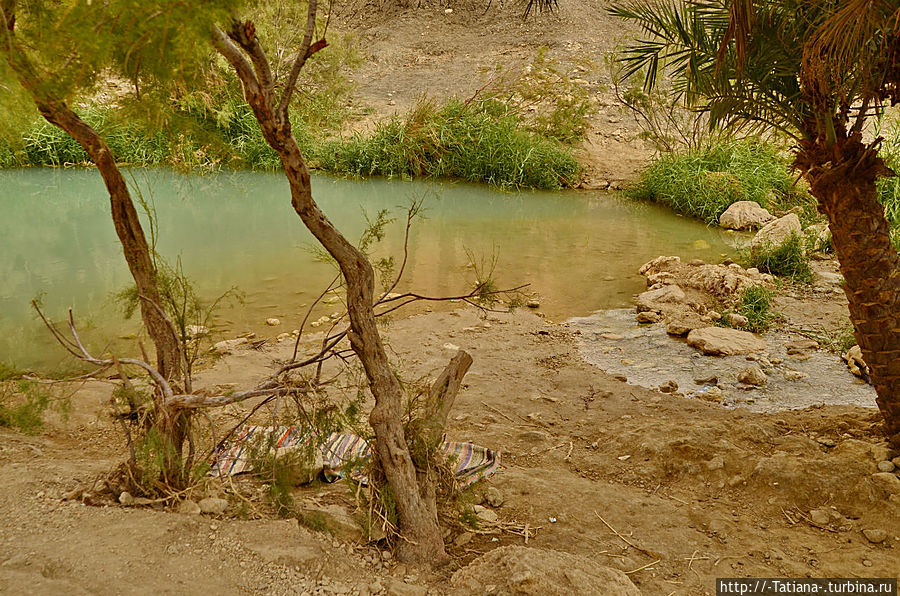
xmin=0 ymin=168 xmax=735 ymax=370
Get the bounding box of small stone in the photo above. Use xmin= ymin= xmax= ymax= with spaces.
xmin=454 ymin=532 xmax=474 ymax=547
xmin=694 ymin=375 xmax=718 ymax=385
xmin=382 ymin=550 xmax=392 ymax=561
xmin=783 ymin=370 xmax=809 ymax=381
xmin=863 ymin=529 xmax=888 ymax=544
xmin=659 ymin=380 xmax=678 ymax=393
xmin=695 ymin=386 xmax=724 ymax=402
xmin=738 ymin=365 xmax=767 ymax=386
xmin=877 ymin=460 xmax=896 ymax=473
xmin=526 ymin=299 xmax=540 ymax=308
xmin=442 ymin=343 xmax=460 ymax=351
xmin=266 ymin=318 xmax=281 ymax=326
xmin=809 ymin=508 xmax=830 ymax=526
xmin=485 ymin=487 xmax=504 ymax=508
xmin=199 ymin=497 xmax=229 ymax=515
xmin=474 ymin=505 xmax=499 ymax=523
xmin=871 ymin=472 xmax=900 ymax=495
xmin=786 ymin=339 xmax=819 ymax=354
xmin=862 ymin=559 xmax=873 ymax=567
xmin=636 ymin=311 xmax=662 ymax=324
xmin=118 ymin=491 xmax=134 ymax=506
xmin=177 ymin=500 xmax=202 ymax=515
xmin=601 ymin=333 xmax=624 ymax=340
xmin=723 ymin=312 xmax=749 ymax=328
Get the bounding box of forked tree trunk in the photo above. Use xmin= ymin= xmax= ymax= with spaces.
xmin=800 ymin=135 xmax=900 ymax=446
xmin=212 ymin=24 xmax=450 ymax=565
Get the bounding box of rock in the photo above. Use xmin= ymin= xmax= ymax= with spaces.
xmin=473 ymin=505 xmax=499 ymax=523
xmin=877 ymin=460 xmax=896 ymax=473
xmin=450 ymin=546 xmax=640 ymax=596
xmin=751 ymin=213 xmax=802 ymax=252
xmin=659 ymin=380 xmax=678 ymax=393
xmin=665 ymin=312 xmax=705 ymax=336
xmin=843 ymin=345 xmax=870 ymax=380
xmin=863 ymin=529 xmax=888 ymax=544
xmin=526 ymin=299 xmax=540 ymax=308
xmin=809 ymin=508 xmax=830 ymax=526
xmin=694 ymin=375 xmax=718 ymax=385
xmin=636 ymin=311 xmax=662 ymax=324
xmin=738 ymin=365 xmax=767 ymax=386
xmin=639 ymin=255 xmax=681 ymax=275
xmin=601 ymin=333 xmax=624 ymax=340
xmin=211 ymin=337 xmax=248 ymax=355
xmin=199 ymin=497 xmax=229 ymax=515
xmin=177 ymin=499 xmax=202 ymax=515
xmin=485 ymin=487 xmax=504 ymax=508
xmin=454 ymin=532 xmax=475 ymax=547
xmin=118 ymin=491 xmax=134 ymax=506
xmin=647 ymin=271 xmax=678 ymax=286
xmin=718 ymin=201 xmax=775 ymax=230
xmin=806 ymin=222 xmax=832 ymax=251
xmin=266 ymin=318 xmax=281 ymax=326
xmin=723 ymin=312 xmax=749 ymax=328
xmin=442 ymin=342 xmax=460 ymax=352
xmin=783 ymin=370 xmax=810 ymax=381
xmin=786 ymin=339 xmax=819 ymax=354
xmin=695 ymin=386 xmax=724 ymax=402
xmin=635 ymin=284 xmax=686 ymax=312
xmin=687 ymin=327 xmax=766 ymax=356
xmin=871 ymin=472 xmax=900 ymax=495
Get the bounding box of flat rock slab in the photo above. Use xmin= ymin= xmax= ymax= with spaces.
xmin=719 ymin=201 xmax=775 ymax=230
xmin=687 ymin=327 xmax=767 ymax=356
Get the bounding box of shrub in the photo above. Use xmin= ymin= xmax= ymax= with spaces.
xmin=747 ymin=233 xmax=813 ymax=282
xmin=628 ymin=139 xmax=803 ymax=223
xmin=320 ymin=98 xmax=580 ymax=189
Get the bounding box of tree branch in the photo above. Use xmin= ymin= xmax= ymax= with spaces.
xmin=277 ymin=0 xmax=327 ymax=118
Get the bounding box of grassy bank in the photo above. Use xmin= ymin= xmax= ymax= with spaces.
xmin=627 ymin=140 xmax=808 ymax=223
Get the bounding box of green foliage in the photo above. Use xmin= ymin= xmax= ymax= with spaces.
xmin=321 ymin=97 xmax=579 ymax=189
xmin=628 ymin=139 xmax=801 ymax=222
xmin=730 ymin=286 xmax=777 ymax=333
xmin=0 ymin=380 xmax=67 ymax=435
xmin=747 ymin=233 xmax=813 ymax=282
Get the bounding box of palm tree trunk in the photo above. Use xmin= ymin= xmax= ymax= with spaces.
xmin=802 ymin=137 xmax=900 ymax=446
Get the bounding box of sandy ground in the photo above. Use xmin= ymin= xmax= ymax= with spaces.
xmin=3 ymin=2 xmax=900 ymax=595
xmin=2 ymin=305 xmax=900 ymax=595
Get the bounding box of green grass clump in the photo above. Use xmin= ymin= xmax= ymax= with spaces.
xmin=0 ymin=380 xmax=61 ymax=435
xmin=747 ymin=233 xmax=813 ymax=282
xmin=628 ymin=139 xmax=801 ymax=223
xmin=736 ymin=285 xmax=777 ymax=332
xmin=320 ymin=98 xmax=579 ymax=189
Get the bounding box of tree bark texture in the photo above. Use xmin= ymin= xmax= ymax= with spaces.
xmin=800 ymin=134 xmax=900 ymax=445
xmin=212 ymin=24 xmax=449 ymax=564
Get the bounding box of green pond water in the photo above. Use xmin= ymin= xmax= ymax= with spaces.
xmin=0 ymin=168 xmax=736 ymax=372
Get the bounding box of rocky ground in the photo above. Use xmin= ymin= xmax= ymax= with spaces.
xmin=4 ymin=1 xmax=900 ymax=595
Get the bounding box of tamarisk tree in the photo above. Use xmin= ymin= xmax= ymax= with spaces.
xmin=208 ymin=4 xmax=456 ymax=565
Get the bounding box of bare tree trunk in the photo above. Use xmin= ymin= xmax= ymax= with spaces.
xmin=212 ymin=22 xmax=450 ymax=564
xmin=801 ymin=135 xmax=900 ymax=446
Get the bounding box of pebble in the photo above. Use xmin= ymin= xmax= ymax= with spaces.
xmin=473 ymin=505 xmax=499 ymax=523
xmin=877 ymin=460 xmax=896 ymax=472
xmin=118 ymin=491 xmax=134 ymax=506
xmin=783 ymin=370 xmax=809 ymax=381
xmin=863 ymin=529 xmax=888 ymax=544
xmin=526 ymin=299 xmax=540 ymax=308
xmin=659 ymin=380 xmax=678 ymax=393
xmin=738 ymin=365 xmax=767 ymax=386
xmin=198 ymin=497 xmax=229 ymax=515
xmin=441 ymin=343 xmax=460 ymax=351
xmin=453 ymin=532 xmax=474 ymax=547
xmin=486 ymin=487 xmax=504 ymax=507
xmin=177 ymin=499 xmax=202 ymax=515
xmin=601 ymin=333 xmax=624 ymax=340
xmin=636 ymin=311 xmax=662 ymax=324
xmin=809 ymin=508 xmax=830 ymax=526
xmin=266 ymin=318 xmax=281 ymax=326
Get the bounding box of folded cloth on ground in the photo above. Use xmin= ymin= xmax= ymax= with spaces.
xmin=210 ymin=426 xmax=501 ymax=488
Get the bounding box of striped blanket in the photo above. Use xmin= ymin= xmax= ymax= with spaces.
xmin=211 ymin=426 xmax=501 ymax=487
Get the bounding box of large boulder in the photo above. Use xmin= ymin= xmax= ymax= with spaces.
xmin=687 ymin=327 xmax=766 ymax=356
xmin=751 ymin=213 xmax=802 ymax=252
xmin=718 ymin=201 xmax=775 ymax=230
xmin=451 ymin=546 xmax=641 ymax=596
